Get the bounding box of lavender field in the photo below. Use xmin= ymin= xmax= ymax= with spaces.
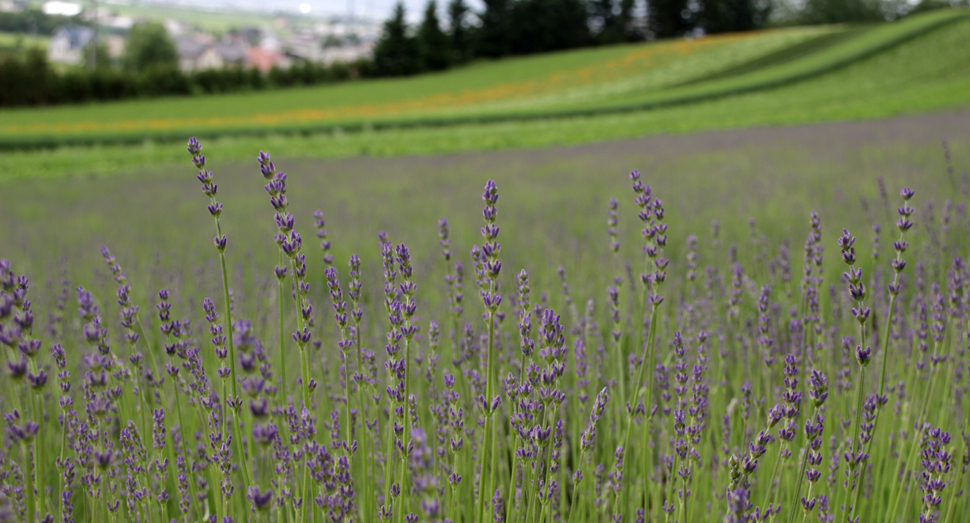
xmin=0 ymin=111 xmax=969 ymax=523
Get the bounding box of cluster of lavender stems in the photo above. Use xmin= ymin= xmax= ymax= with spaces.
xmin=3 ymin=138 xmax=970 ymax=523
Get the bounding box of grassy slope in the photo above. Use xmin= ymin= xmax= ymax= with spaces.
xmin=0 ymin=25 xmax=831 ymax=139
xmin=2 ymin=12 xmax=968 ymax=182
xmin=0 ymin=9 xmax=965 ymax=149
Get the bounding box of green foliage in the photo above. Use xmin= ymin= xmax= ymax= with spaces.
xmin=701 ymin=0 xmax=773 ymax=33
xmin=650 ymin=0 xmax=694 ymax=37
xmin=478 ymin=0 xmax=514 ymax=57
xmin=509 ymin=0 xmax=590 ymax=53
xmin=419 ymin=0 xmax=451 ymax=71
xmin=0 ymin=8 xmax=72 ymax=35
xmin=123 ymin=21 xmax=178 ymax=73
xmin=908 ymin=0 xmax=967 ymax=15
xmin=0 ymin=49 xmax=371 ymax=108
xmin=372 ymin=3 xmax=422 ymax=76
xmin=83 ymin=42 xmax=112 ymax=72
xmin=589 ymin=0 xmax=640 ymax=43
xmin=0 ymin=32 xmax=49 ymax=61
xmin=477 ymin=0 xmax=593 ymax=56
xmin=447 ymin=0 xmax=475 ymax=63
xmin=0 ymin=48 xmax=53 ymax=106
xmin=801 ymin=0 xmax=884 ymax=23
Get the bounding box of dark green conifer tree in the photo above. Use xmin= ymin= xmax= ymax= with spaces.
xmin=419 ymin=0 xmax=451 ymax=71
xmin=373 ymin=2 xmax=422 ymax=76
xmin=447 ymin=0 xmax=474 ymax=63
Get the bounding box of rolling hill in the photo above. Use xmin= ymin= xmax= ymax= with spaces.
xmin=0 ymin=8 xmax=966 ymax=150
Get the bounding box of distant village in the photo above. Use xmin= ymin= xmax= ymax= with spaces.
xmin=1 ymin=0 xmax=380 ymax=71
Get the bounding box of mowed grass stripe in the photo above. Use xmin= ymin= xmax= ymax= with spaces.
xmin=673 ymin=26 xmax=870 ymax=86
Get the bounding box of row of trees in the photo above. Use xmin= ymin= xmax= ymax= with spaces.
xmin=0 ymin=48 xmax=369 ymax=107
xmin=0 ymin=8 xmax=72 ymax=35
xmin=0 ymin=20 xmax=378 ymax=107
xmin=374 ymin=0 xmax=659 ymax=76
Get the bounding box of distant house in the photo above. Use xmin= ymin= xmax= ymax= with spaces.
xmin=285 ymin=32 xmax=323 ymax=63
xmin=177 ymin=38 xmax=220 ymax=71
xmin=214 ymin=43 xmax=247 ymax=68
xmin=103 ymin=33 xmax=125 ymax=61
xmin=176 ymin=37 xmax=248 ymax=72
xmin=47 ymin=25 xmax=93 ymax=65
xmin=321 ymin=43 xmax=373 ymax=65
xmin=247 ymin=46 xmax=288 ymax=72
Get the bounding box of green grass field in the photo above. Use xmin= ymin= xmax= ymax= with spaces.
xmin=1 ymin=8 xmax=966 ymax=152
xmin=2 ymin=9 xmax=969 ymax=182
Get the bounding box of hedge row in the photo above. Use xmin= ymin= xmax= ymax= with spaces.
xmin=0 ymin=51 xmax=371 ymax=108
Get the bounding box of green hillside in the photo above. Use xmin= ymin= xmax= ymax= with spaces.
xmin=0 ymin=25 xmax=834 ymax=145
xmin=1 ymin=8 xmax=966 ymax=150
xmin=1 ymin=9 xmax=969 ymax=181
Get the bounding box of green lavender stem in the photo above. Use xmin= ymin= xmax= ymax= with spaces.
xmin=888 ymin=345 xmax=941 ymax=519
xmin=171 ymin=374 xmax=201 ymax=517
xmin=761 ymin=441 xmax=787 ymax=510
xmin=396 ymin=287 xmax=416 ymax=523
xmin=840 ymin=364 xmax=866 ymax=523
xmin=476 ymin=308 xmax=497 ymax=523
xmin=35 ymin=393 xmax=45 ymax=521
xmin=566 ymin=449 xmax=587 ymax=523
xmin=213 ymin=237 xmax=253 ymax=493
xmin=278 ymin=261 xmax=288 ymax=404
xmin=25 ymin=441 xmax=35 ymax=523
xmin=854 ymin=225 xmax=907 ymax=518
xmin=353 ymin=320 xmax=371 ymax=523
xmin=505 ymin=347 xmax=529 ymax=522
xmin=785 ymin=406 xmax=819 ymax=523
xmin=621 ymin=298 xmax=660 ymax=518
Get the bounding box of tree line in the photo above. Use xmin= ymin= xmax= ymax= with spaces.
xmin=0 ymin=8 xmax=72 ymax=35
xmin=0 ymin=20 xmax=373 ymax=108
xmin=0 ymin=46 xmax=370 ymax=108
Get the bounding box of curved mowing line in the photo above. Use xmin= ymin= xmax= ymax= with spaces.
xmin=672 ymin=25 xmax=867 ymax=87
xmin=0 ymin=9 xmax=965 ymax=151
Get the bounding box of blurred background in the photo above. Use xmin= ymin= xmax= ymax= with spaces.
xmin=0 ymin=0 xmax=965 ymax=109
